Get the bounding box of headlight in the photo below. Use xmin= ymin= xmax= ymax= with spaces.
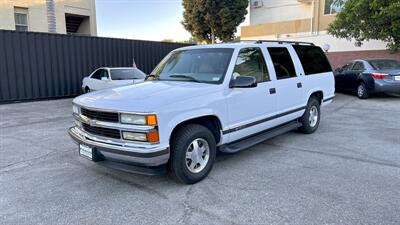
xmin=72 ymin=105 xmax=80 ymax=114
xmin=122 ymin=131 xmax=160 ymax=143
xmin=120 ymin=114 xmax=157 ymax=126
xmin=122 ymin=132 xmax=148 ymax=142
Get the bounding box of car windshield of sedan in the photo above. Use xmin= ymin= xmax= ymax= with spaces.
xmin=368 ymin=59 xmax=400 ymax=70
xmin=110 ymin=69 xmax=146 ymax=80
xmin=151 ymin=48 xmax=234 ymax=84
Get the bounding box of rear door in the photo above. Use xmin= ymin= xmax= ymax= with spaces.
xmin=345 ymin=61 xmax=365 ymax=91
xmin=266 ymin=46 xmax=304 ymax=114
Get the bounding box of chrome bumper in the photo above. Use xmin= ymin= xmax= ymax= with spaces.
xmin=68 ymin=126 xmax=169 ymax=167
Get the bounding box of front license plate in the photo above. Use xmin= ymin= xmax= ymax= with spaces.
xmin=395 ymin=76 xmax=400 ymax=81
xmin=79 ymin=144 xmax=93 ymax=160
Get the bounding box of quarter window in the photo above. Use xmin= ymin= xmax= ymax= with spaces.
xmin=232 ymin=48 xmax=269 ymax=82
xmin=293 ymin=45 xmax=332 ymax=75
xmin=267 ymin=47 xmax=297 ymax=80
xmin=14 ymin=7 xmax=28 ymax=31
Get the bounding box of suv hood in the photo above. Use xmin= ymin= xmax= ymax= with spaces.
xmin=74 ymin=81 xmax=222 ymax=112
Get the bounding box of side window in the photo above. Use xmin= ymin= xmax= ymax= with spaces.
xmin=342 ymin=63 xmax=353 ymax=71
xmin=91 ymin=69 xmax=103 ymax=80
xmin=101 ymin=69 xmax=109 ymax=79
xmin=293 ymin=45 xmax=332 ymax=75
xmin=233 ymin=48 xmax=269 ymax=82
xmin=352 ymin=62 xmax=365 ymax=71
xmin=267 ymin=47 xmax=297 ymax=80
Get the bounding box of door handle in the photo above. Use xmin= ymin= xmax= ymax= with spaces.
xmin=297 ymin=82 xmax=302 ymax=88
xmin=269 ymin=88 xmax=276 ymax=94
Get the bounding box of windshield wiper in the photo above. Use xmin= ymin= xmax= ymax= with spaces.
xmin=169 ymin=74 xmax=200 ymax=82
xmin=145 ymin=74 xmax=159 ymax=81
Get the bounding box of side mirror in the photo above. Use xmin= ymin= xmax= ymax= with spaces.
xmin=229 ymin=76 xmax=257 ymax=88
xmin=101 ymin=77 xmax=109 ymax=81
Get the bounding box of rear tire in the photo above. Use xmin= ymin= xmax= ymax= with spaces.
xmin=357 ymin=82 xmax=368 ymax=99
xmin=169 ymin=124 xmax=216 ymax=184
xmin=299 ymin=97 xmax=321 ymax=134
xmin=85 ymin=87 xmax=91 ymax=93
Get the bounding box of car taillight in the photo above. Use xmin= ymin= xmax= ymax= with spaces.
xmin=371 ymin=73 xmax=389 ymax=79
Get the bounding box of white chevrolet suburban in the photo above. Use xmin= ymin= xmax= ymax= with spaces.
xmin=69 ymin=41 xmax=335 ymax=184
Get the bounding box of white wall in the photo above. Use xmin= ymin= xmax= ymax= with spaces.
xmin=242 ymin=31 xmax=388 ymax=52
xmin=250 ymin=0 xmax=312 ymax=25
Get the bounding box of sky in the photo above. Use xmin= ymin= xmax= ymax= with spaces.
xmin=96 ymin=0 xmax=249 ymax=41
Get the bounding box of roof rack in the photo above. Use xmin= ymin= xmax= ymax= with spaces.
xmin=251 ymin=40 xmax=315 ymax=46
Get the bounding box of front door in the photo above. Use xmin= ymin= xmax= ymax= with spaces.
xmin=226 ymin=47 xmax=277 ymax=142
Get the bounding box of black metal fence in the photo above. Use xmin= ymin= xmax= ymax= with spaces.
xmin=0 ymin=30 xmax=193 ymax=103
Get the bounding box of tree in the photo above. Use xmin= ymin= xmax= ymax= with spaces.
xmin=182 ymin=0 xmax=248 ymax=44
xmin=327 ymin=0 xmax=400 ymax=52
xmin=161 ymin=39 xmax=175 ymax=43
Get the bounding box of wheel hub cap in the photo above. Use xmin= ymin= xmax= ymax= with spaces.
xmin=358 ymin=85 xmax=364 ymax=97
xmin=185 ymin=138 xmax=210 ymax=173
xmin=308 ymin=106 xmax=318 ymax=127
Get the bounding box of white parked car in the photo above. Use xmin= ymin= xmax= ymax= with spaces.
xmin=82 ymin=67 xmax=146 ymax=93
xmin=69 ymin=41 xmax=335 ymax=184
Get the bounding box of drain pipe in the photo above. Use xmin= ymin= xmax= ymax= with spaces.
xmin=46 ymin=0 xmax=56 ymax=33
xmin=310 ymin=0 xmax=315 ymax=35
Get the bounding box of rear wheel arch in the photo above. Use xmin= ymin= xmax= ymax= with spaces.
xmin=308 ymin=91 xmax=323 ymax=104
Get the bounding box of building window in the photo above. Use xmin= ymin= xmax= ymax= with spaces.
xmin=14 ymin=7 xmax=29 ymax=31
xmin=324 ymin=0 xmax=347 ymax=15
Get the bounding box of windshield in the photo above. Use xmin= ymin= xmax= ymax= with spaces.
xmin=151 ymin=48 xmax=234 ymax=84
xmin=368 ymin=59 xmax=400 ymax=70
xmin=110 ymin=69 xmax=146 ymax=80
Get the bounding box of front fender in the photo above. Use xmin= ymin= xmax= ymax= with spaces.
xmin=165 ymin=109 xmax=223 ymax=140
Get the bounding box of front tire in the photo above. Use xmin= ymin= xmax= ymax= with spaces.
xmin=169 ymin=124 xmax=216 ymax=184
xmin=299 ymin=97 xmax=321 ymax=134
xmin=357 ymin=82 xmax=368 ymax=99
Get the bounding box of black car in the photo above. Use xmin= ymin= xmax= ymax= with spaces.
xmin=334 ymin=59 xmax=400 ymax=99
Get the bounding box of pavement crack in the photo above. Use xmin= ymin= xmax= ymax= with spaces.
xmin=0 ymin=149 xmax=71 ymax=173
xmin=177 ymin=185 xmax=238 ymax=225
xmin=264 ymin=143 xmax=400 ymax=170
xmin=207 ymin=176 xmax=263 ymax=192
xmin=1 ymin=116 xmax=72 ymax=129
xmin=96 ymin=170 xmax=169 ymax=200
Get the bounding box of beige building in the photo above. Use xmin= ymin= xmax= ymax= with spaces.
xmin=0 ymin=0 xmax=97 ymax=35
xmin=241 ymin=0 xmax=399 ymax=68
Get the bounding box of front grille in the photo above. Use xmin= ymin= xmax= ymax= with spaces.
xmin=81 ymin=108 xmax=119 ymax=122
xmin=82 ymin=123 xmax=121 ymax=139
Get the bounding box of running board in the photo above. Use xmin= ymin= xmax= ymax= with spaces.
xmin=219 ymin=121 xmax=302 ymax=154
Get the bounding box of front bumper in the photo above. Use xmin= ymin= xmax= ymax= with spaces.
xmin=68 ymin=126 xmax=169 ymax=175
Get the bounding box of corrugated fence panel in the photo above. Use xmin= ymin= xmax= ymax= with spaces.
xmin=0 ymin=30 xmax=193 ymax=103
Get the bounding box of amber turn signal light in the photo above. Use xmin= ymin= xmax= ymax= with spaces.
xmin=146 ymin=114 xmax=158 ymax=126
xmin=147 ymin=131 xmax=159 ymax=143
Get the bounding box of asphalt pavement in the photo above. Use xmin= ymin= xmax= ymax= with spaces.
xmin=1 ymin=93 xmax=399 ymax=225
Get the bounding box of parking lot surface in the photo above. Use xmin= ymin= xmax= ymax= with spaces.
xmin=1 ymin=93 xmax=399 ymax=225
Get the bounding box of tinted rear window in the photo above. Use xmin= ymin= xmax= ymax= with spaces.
xmin=110 ymin=69 xmax=146 ymax=80
xmin=368 ymin=59 xmax=400 ymax=70
xmin=267 ymin=47 xmax=297 ymax=80
xmin=293 ymin=45 xmax=332 ymax=75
